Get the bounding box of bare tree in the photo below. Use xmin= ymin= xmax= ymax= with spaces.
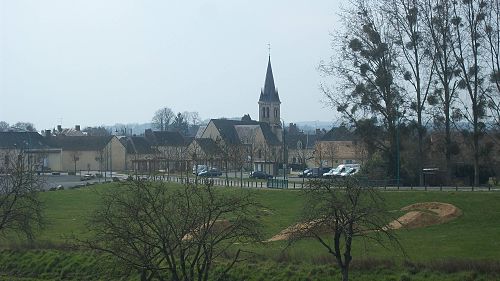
xmin=83 ymin=180 xmax=261 ymax=281
xmin=0 ymin=150 xmax=44 ymax=241
xmin=422 ymin=0 xmax=460 ymax=182
xmin=152 ymin=107 xmax=174 ymax=132
xmin=70 ymin=151 xmax=81 ymax=174
xmin=0 ymin=121 xmax=9 ymax=132
xmin=12 ymin=122 xmax=37 ymax=132
xmin=384 ymin=0 xmax=436 ymax=185
xmin=450 ymin=0 xmax=490 ymax=186
xmin=321 ymin=0 xmax=405 ymax=180
xmin=289 ymin=177 xmax=402 ymax=281
xmin=485 ymin=0 xmax=500 ymax=131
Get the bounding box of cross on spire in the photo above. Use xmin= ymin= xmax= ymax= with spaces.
xmin=267 ymin=43 xmax=271 ymax=57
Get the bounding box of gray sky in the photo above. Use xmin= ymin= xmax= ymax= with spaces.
xmin=0 ymin=0 xmax=344 ymax=131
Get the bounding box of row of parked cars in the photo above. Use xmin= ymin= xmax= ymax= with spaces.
xmin=299 ymin=164 xmax=361 ymax=178
xmin=193 ymin=165 xmax=273 ymax=179
xmin=192 ymin=165 xmax=223 ymax=177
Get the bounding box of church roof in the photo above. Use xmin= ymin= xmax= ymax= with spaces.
xmin=210 ymin=119 xmax=281 ymax=146
xmin=321 ymin=126 xmax=357 ymax=142
xmin=259 ymin=56 xmax=280 ymax=103
xmin=144 ymin=130 xmax=186 ymax=146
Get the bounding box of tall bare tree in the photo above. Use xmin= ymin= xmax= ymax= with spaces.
xmin=485 ymin=0 xmax=500 ymax=131
xmin=0 ymin=150 xmax=44 ymax=241
xmin=422 ymin=0 xmax=460 ymax=182
xmin=321 ymin=0 xmax=404 ymax=179
xmin=450 ymin=0 xmax=490 ymax=186
xmin=152 ymin=107 xmax=174 ymax=132
xmin=289 ymin=177 xmax=402 ymax=281
xmin=385 ymin=0 xmax=436 ymax=185
xmin=83 ymin=180 xmax=261 ymax=281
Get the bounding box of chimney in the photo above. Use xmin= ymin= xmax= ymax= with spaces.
xmin=75 ymin=125 xmax=80 ymax=131
xmin=316 ymin=129 xmax=321 ymax=135
xmin=57 ymin=125 xmax=62 ymax=132
xmin=45 ymin=130 xmax=51 ymax=137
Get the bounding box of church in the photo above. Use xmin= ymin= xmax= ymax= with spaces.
xmin=187 ymin=56 xmax=284 ymax=175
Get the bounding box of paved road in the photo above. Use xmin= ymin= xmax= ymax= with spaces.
xmin=40 ymin=172 xmax=127 ymax=190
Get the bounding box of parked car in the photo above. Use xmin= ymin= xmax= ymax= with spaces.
xmin=339 ymin=166 xmax=360 ymax=177
xmin=198 ymin=168 xmax=222 ymax=177
xmin=249 ymin=171 xmax=273 ymax=179
xmin=298 ymin=169 xmax=311 ymax=178
xmin=323 ymin=164 xmax=360 ymax=178
xmin=307 ymin=167 xmax=331 ymax=178
xmin=192 ymin=164 xmax=208 ymax=175
xmin=80 ymin=174 xmax=94 ymax=181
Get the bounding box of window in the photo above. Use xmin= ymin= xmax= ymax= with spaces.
xmin=262 ymin=108 xmax=266 ymax=118
xmin=266 ymin=107 xmax=270 ymax=118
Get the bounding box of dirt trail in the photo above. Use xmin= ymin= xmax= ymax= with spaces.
xmin=387 ymin=202 xmax=462 ymax=230
xmin=267 ymin=202 xmax=462 ymax=242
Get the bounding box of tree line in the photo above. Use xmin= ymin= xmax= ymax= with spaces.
xmin=322 ymin=0 xmax=500 ymax=186
xmin=151 ymin=107 xmax=201 ymax=136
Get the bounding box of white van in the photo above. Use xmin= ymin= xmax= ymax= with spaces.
xmin=192 ymin=164 xmax=208 ymax=175
xmin=339 ymin=166 xmax=361 ymax=177
xmin=323 ymin=164 xmax=360 ymax=178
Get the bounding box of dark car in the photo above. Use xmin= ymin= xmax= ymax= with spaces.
xmin=298 ymin=169 xmax=311 ymax=178
xmin=306 ymin=167 xmax=331 ymax=178
xmin=198 ymin=168 xmax=222 ymax=177
xmin=249 ymin=171 xmax=273 ymax=179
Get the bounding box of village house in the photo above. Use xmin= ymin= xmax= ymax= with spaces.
xmin=45 ymin=135 xmax=126 ymax=173
xmin=314 ymin=126 xmax=366 ymax=167
xmin=0 ymin=131 xmax=60 ymax=173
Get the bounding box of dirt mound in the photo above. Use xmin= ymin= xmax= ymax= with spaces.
xmin=183 ymin=220 xmax=231 ymax=241
xmin=388 ymin=202 xmax=461 ymax=230
xmin=267 ymin=202 xmax=462 ymax=242
xmin=266 ymin=220 xmax=323 ymax=242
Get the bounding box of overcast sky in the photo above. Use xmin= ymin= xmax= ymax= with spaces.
xmin=0 ymin=0 xmax=345 ymax=131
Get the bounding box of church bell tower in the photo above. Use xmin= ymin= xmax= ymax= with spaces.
xmin=258 ymin=55 xmax=282 ymax=140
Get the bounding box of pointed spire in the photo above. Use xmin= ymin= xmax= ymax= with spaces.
xmin=259 ymin=55 xmax=280 ymax=103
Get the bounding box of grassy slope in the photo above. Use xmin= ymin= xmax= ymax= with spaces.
xmin=25 ymin=185 xmax=500 ymax=261
xmin=2 ymin=183 xmax=500 ymax=280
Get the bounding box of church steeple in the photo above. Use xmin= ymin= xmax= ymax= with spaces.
xmin=258 ymin=55 xmax=282 ymax=140
xmin=259 ymin=56 xmax=280 ymax=103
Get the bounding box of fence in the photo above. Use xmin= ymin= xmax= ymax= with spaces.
xmin=143 ymin=175 xmax=498 ymax=192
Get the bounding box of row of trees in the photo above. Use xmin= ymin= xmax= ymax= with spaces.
xmin=0 ymin=121 xmax=37 ymax=132
xmin=323 ymin=0 xmax=500 ymax=186
xmin=151 ymin=107 xmax=201 ymax=136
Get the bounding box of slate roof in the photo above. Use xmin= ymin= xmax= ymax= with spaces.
xmin=145 ymin=130 xmax=186 ymax=146
xmin=46 ymin=136 xmax=114 ymax=151
xmin=0 ymin=132 xmax=51 ymax=150
xmin=285 ymin=133 xmax=320 ymax=149
xmin=320 ymin=127 xmax=357 ymax=142
xmin=194 ymin=138 xmax=223 ymax=156
xmin=123 ymin=136 xmax=157 ymax=154
xmin=259 ymin=56 xmax=280 ymax=103
xmin=210 ymin=119 xmax=281 ymax=146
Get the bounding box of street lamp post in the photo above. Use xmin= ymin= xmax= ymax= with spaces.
xmin=281 ymin=119 xmax=287 ymax=185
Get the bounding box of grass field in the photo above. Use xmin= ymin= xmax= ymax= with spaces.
xmin=1 ymin=182 xmax=500 ymax=280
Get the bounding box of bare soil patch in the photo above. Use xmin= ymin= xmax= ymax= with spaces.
xmin=387 ymin=202 xmax=462 ymax=230
xmin=267 ymin=202 xmax=462 ymax=242
xmin=266 ymin=220 xmax=323 ymax=242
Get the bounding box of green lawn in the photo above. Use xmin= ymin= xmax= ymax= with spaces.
xmin=2 ymin=183 xmax=500 ymax=279
xmin=17 ymin=183 xmax=499 ymax=262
